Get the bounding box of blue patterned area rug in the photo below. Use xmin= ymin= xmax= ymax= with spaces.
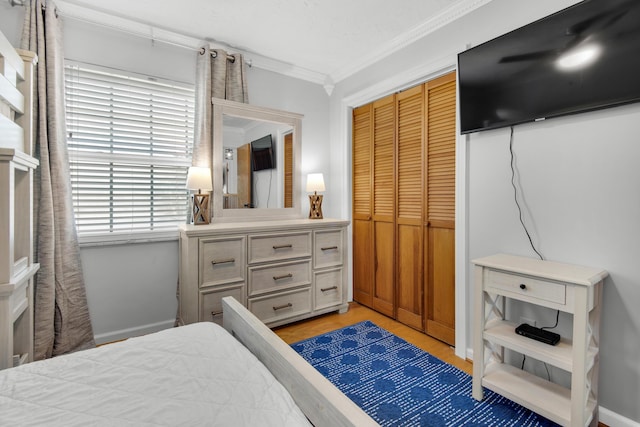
xmin=291 ymin=321 xmax=558 ymax=427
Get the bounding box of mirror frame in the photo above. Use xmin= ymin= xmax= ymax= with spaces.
xmin=212 ymin=98 xmax=303 ymax=222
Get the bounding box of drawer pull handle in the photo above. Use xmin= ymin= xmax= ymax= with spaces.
xmin=211 ymin=310 xmax=223 ymax=318
xmin=273 ymin=244 xmax=293 ymax=250
xmin=519 ymin=284 xmax=527 ymax=290
xmin=273 ymin=303 xmax=293 ymax=311
xmin=321 ymin=246 xmax=338 ymax=251
xmin=273 ymin=273 xmax=293 ymax=281
xmin=321 ymin=286 xmax=338 ymax=292
xmin=211 ymin=258 xmax=235 ymax=265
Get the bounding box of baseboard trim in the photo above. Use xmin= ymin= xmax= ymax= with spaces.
xmin=93 ymin=319 xmax=175 ymax=345
xmin=600 ymin=407 xmax=640 ymax=427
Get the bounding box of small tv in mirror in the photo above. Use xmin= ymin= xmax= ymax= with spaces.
xmin=251 ymin=134 xmax=274 ymax=171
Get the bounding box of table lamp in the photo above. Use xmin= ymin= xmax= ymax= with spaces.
xmin=306 ymin=173 xmax=325 ymax=219
xmin=186 ymin=166 xmax=212 ymax=225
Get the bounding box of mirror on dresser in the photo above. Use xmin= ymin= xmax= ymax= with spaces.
xmin=212 ymin=99 xmax=303 ymax=222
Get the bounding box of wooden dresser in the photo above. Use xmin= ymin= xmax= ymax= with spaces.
xmin=178 ymin=219 xmax=349 ymax=327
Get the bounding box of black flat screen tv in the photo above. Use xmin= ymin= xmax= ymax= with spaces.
xmin=458 ymin=0 xmax=640 ymax=134
xmin=251 ymin=134 xmax=274 ymax=171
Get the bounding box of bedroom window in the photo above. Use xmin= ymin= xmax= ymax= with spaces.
xmin=64 ymin=62 xmax=195 ymax=243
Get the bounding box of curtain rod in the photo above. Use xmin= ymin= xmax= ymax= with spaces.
xmin=8 ymin=0 xmax=251 ymax=66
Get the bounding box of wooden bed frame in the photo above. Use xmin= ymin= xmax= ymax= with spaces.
xmin=222 ymin=296 xmax=378 ymax=426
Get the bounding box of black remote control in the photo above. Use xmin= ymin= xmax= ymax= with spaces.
xmin=515 ymin=323 xmax=560 ymax=346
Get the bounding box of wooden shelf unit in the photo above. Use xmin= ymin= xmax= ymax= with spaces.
xmin=0 ymin=36 xmax=39 ymax=370
xmin=472 ymin=254 xmax=607 ymax=427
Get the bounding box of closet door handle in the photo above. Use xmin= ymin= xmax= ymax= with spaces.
xmin=273 ymin=303 xmax=293 ymax=311
xmin=321 ymin=246 xmax=338 ymax=251
xmin=273 ymin=273 xmax=293 ymax=281
xmin=321 ymin=286 xmax=338 ymax=292
xmin=273 ymin=244 xmax=293 ymax=250
xmin=211 ymin=258 xmax=235 ymax=265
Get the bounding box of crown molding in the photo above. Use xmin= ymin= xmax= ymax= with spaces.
xmin=55 ymin=0 xmax=491 ymax=89
xmin=55 ymin=1 xmax=327 ymax=85
xmin=329 ymin=0 xmax=493 ymax=83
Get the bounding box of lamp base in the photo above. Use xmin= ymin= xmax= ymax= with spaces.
xmin=192 ymin=193 xmax=210 ymax=225
xmin=308 ymin=194 xmax=323 ymax=219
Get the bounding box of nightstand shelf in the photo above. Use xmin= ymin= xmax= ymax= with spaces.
xmin=472 ymin=254 xmax=607 ymax=427
xmin=484 ymin=319 xmax=577 ymax=371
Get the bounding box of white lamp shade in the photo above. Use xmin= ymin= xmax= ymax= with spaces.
xmin=186 ymin=166 xmax=213 ymax=191
xmin=306 ymin=173 xmax=325 ymax=192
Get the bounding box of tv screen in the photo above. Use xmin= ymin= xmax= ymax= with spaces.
xmin=251 ymin=134 xmax=274 ymax=171
xmin=458 ymin=0 xmax=640 ymax=134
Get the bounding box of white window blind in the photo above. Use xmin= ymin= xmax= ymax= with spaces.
xmin=64 ymin=62 xmax=195 ymax=239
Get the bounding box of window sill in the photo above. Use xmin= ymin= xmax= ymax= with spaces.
xmin=77 ymin=230 xmax=179 ymax=247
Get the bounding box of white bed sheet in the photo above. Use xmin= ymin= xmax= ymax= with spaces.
xmin=0 ymin=322 xmax=311 ymax=426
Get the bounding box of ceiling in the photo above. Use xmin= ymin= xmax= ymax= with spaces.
xmin=54 ymin=0 xmax=490 ymax=85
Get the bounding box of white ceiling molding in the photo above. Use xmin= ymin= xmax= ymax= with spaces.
xmin=55 ymin=0 xmax=327 ymax=85
xmin=328 ymin=0 xmax=494 ymax=83
xmin=55 ymin=0 xmax=490 ymax=90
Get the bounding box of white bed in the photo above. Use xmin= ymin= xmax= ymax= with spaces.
xmin=0 ymin=297 xmax=377 ymax=426
xmin=0 ymin=320 xmax=309 ymax=426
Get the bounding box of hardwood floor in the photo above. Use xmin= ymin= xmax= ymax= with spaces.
xmin=273 ymin=301 xmax=473 ymax=375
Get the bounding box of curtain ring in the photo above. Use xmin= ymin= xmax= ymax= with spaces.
xmin=199 ymin=47 xmax=206 ymax=55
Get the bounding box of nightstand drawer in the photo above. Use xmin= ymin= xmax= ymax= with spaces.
xmin=200 ymin=236 xmax=246 ymax=287
xmin=199 ymin=284 xmax=245 ymax=325
xmin=248 ymin=231 xmax=311 ymax=264
xmin=248 ymin=259 xmax=311 ymax=296
xmin=248 ymin=287 xmax=311 ymax=324
xmin=314 ymin=229 xmax=343 ymax=269
xmin=314 ymin=268 xmax=343 ymax=310
xmin=487 ymin=270 xmax=566 ymax=305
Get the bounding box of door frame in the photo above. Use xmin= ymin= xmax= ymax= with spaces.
xmin=339 ymin=52 xmax=469 ymax=360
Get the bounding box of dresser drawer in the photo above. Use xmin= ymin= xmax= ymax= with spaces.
xmin=314 ymin=229 xmax=344 ymax=269
xmin=248 ymin=231 xmax=311 ymax=264
xmin=199 ymin=284 xmax=245 ymax=325
xmin=200 ymin=236 xmax=246 ymax=287
xmin=248 ymin=287 xmax=311 ymax=325
xmin=248 ymin=259 xmax=311 ymax=296
xmin=314 ymin=267 xmax=343 ymax=310
xmin=486 ymin=270 xmax=566 ymax=305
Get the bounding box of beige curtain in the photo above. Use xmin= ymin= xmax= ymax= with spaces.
xmin=21 ymin=0 xmax=95 ymax=359
xmin=176 ymin=46 xmax=248 ymax=326
xmin=192 ymin=46 xmax=249 ymax=168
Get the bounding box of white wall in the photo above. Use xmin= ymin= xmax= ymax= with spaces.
xmin=331 ymin=0 xmax=639 ymax=423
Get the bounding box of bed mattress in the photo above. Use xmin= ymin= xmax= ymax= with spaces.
xmin=0 ymin=322 xmax=311 ymax=426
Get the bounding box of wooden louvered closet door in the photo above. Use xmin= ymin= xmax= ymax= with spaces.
xmin=371 ymin=94 xmax=396 ymax=318
xmin=424 ymin=72 xmax=456 ymax=345
xmin=352 ymin=72 xmax=456 ymax=344
xmin=395 ymin=85 xmax=425 ymax=330
xmin=352 ymin=104 xmax=373 ymax=306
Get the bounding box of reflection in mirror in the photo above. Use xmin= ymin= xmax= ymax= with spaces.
xmin=212 ymin=98 xmax=303 ymax=222
xmin=221 ymin=115 xmax=293 ymax=209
